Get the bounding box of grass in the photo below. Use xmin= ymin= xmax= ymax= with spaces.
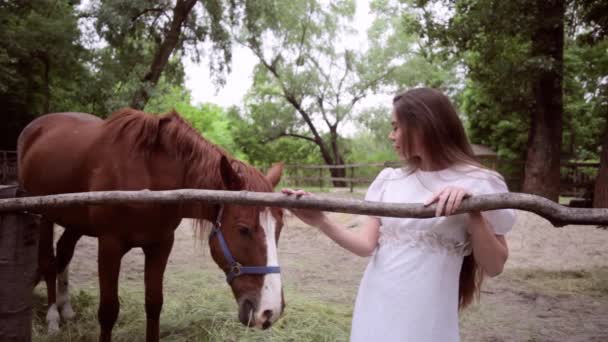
xmin=30 ymin=257 xmax=608 ymax=341
xmin=32 ymin=269 xmax=352 ymax=342
xmin=31 ymin=266 xmax=608 ymax=341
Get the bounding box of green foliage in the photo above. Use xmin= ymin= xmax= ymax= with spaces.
xmin=144 ymin=84 xmax=246 ymax=160
xmin=4 ymin=0 xmax=605 ymax=172
xmin=368 ymin=0 xmax=460 ymax=94
xmin=1 ymin=0 xmax=256 ymax=149
xmin=0 ymin=0 xmax=94 ymax=148
xmin=351 ymin=105 xmax=396 ymax=163
xmin=89 ymin=0 xmax=234 ymax=91
xmin=563 ymin=38 xmax=608 ymax=160
xmin=238 ymin=0 xmax=400 ymax=168
xmin=225 ymin=106 xmax=322 ymax=166
xmin=395 ymin=0 xmax=607 ymax=164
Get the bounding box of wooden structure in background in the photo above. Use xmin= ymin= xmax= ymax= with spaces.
xmin=281 ymin=160 xmax=599 ymax=199
xmin=0 ymin=151 xmax=18 ymax=185
xmin=0 ymin=149 xmax=599 ymax=198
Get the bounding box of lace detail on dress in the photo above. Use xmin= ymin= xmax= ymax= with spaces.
xmin=378 ymin=230 xmax=472 ymax=256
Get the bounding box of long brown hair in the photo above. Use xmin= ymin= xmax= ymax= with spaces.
xmin=392 ymin=87 xmax=484 ymax=309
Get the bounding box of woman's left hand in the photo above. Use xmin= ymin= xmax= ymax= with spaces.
xmin=424 ymin=186 xmax=472 ymax=217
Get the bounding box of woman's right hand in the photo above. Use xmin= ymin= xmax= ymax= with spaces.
xmin=281 ymin=188 xmax=328 ymax=228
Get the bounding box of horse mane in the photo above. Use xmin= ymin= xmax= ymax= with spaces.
xmin=103 ymin=108 xmax=272 ymax=190
xmin=103 ymin=108 xmax=225 ymax=164
xmin=103 ymin=108 xmax=276 ymax=243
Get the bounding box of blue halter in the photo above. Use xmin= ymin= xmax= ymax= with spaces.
xmin=209 ymin=205 xmax=281 ymax=283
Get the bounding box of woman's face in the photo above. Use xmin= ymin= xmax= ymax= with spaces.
xmin=388 ymin=110 xmax=404 ymax=157
xmin=388 ymin=110 xmax=423 ymax=160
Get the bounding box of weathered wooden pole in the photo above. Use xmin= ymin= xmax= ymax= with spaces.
xmin=0 ymin=189 xmax=607 ymax=227
xmin=0 ymin=186 xmax=40 ymax=342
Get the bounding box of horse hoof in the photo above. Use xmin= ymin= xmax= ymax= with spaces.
xmin=47 ymin=321 xmax=60 ymax=334
xmin=61 ymin=304 xmax=76 ymax=320
xmin=46 ymin=304 xmax=61 ymax=334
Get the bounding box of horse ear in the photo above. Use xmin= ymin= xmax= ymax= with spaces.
xmin=266 ymin=162 xmax=284 ymax=188
xmin=219 ymin=156 xmax=243 ymax=190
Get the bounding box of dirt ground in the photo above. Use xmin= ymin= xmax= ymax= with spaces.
xmin=57 ymin=190 xmax=608 ymax=341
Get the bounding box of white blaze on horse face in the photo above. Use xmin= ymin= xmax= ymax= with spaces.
xmin=255 ymin=209 xmax=282 ymax=326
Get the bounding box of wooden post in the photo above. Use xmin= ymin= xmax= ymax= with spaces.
xmin=294 ymin=167 xmax=299 ymax=188
xmin=349 ymin=166 xmax=354 ymax=193
xmin=319 ymin=167 xmax=323 ymax=190
xmin=0 ymin=186 xmax=39 ymax=342
xmin=1 ymin=151 xmax=7 ymax=184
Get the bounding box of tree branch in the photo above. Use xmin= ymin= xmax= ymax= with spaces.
xmin=315 ymin=94 xmax=332 ymax=128
xmin=1 ymin=190 xmax=607 ymax=227
xmin=262 ymin=132 xmax=317 ymax=144
xmin=130 ymin=6 xmax=167 ymax=23
xmin=130 ymin=0 xmax=198 ymax=109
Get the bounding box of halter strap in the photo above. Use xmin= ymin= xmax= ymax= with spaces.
xmin=209 ymin=205 xmax=281 ymax=283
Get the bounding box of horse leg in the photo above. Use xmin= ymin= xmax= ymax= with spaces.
xmin=38 ymin=218 xmax=60 ymax=333
xmin=55 ymin=229 xmax=82 ymax=320
xmin=97 ymin=237 xmax=129 ymax=342
xmin=143 ymin=235 xmax=174 ymax=342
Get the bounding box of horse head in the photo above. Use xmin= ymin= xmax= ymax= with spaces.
xmin=209 ymin=156 xmax=285 ymax=329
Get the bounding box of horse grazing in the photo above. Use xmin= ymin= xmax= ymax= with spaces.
xmin=17 ymin=108 xmax=285 ymax=341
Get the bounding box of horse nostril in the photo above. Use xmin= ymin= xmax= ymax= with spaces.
xmin=244 ymin=299 xmax=255 ymax=311
xmin=239 ymin=299 xmax=257 ymax=327
xmin=262 ymin=309 xmax=273 ymax=319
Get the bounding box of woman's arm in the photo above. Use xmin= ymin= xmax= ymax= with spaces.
xmin=425 ymin=186 xmax=509 ymax=277
xmin=468 ymin=212 xmax=508 ymax=276
xmin=282 ymin=189 xmax=381 ymax=257
xmin=317 ymin=215 xmax=381 ymax=257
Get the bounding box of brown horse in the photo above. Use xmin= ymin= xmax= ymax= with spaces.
xmin=17 ymin=108 xmax=285 ymax=342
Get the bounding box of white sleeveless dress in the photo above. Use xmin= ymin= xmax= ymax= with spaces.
xmin=350 ymin=165 xmax=516 ymax=342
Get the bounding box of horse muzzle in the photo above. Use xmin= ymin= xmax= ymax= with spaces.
xmin=237 ymin=295 xmax=283 ymax=329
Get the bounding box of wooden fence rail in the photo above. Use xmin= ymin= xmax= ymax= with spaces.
xmin=1 ymin=189 xmax=607 ymax=227
xmin=281 ymin=161 xmax=600 ymax=197
xmin=0 ymin=151 xmax=601 ymax=197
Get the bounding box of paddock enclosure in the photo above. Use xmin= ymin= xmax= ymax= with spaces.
xmin=0 ymin=188 xmax=604 ymax=341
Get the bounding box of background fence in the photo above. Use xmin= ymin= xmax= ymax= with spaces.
xmin=1 ymin=150 xmax=599 ymax=198
xmin=0 ymin=151 xmax=17 ymax=185
xmin=280 ymin=159 xmax=599 ymax=198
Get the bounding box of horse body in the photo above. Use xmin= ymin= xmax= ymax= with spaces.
xmin=18 ymin=109 xmax=284 ymax=341
xmin=19 ymin=112 xmax=190 ymax=237
xmin=19 ymin=113 xmax=103 ymax=231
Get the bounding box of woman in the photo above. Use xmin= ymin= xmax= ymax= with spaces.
xmin=282 ymin=87 xmax=515 ymax=341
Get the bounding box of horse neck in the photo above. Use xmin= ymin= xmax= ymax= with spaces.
xmin=179 ymin=154 xmax=225 ymax=221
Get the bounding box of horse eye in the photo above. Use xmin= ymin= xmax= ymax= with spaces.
xmin=238 ymin=226 xmax=251 ymax=236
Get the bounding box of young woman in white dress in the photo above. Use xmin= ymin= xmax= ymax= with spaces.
xmin=282 ymin=87 xmax=516 ymax=342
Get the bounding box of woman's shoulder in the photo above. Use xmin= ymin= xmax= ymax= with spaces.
xmin=375 ymin=167 xmax=410 ymax=182
xmin=448 ymin=164 xmax=508 ymax=193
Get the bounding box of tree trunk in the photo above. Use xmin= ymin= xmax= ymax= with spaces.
xmin=593 ymin=119 xmax=608 ymax=208
xmin=130 ymin=0 xmax=197 ymax=109
xmin=328 ymin=166 xmax=346 ymax=187
xmin=314 ymin=144 xmax=346 ymax=188
xmin=329 ymin=127 xmax=346 ymax=187
xmin=522 ymin=0 xmax=564 ymax=202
